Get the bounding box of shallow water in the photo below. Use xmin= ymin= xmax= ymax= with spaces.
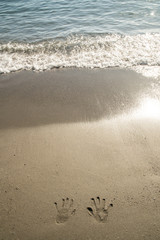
xmin=0 ymin=0 xmax=160 ymax=76
xmin=0 ymin=0 xmax=159 ymax=41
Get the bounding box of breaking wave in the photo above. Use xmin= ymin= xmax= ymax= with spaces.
xmin=0 ymin=33 xmax=160 ymax=77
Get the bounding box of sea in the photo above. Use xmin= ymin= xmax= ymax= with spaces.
xmin=0 ymin=0 xmax=160 ymax=77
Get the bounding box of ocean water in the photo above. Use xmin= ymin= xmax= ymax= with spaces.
xmin=0 ymin=0 xmax=160 ymax=76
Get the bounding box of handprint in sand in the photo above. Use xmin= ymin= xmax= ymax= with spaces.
xmin=87 ymin=197 xmax=113 ymax=223
xmin=54 ymin=198 xmax=76 ymax=224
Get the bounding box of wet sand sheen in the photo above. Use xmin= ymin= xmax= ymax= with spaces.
xmin=0 ymin=69 xmax=160 ymax=240
xmin=0 ymin=68 xmax=152 ymax=128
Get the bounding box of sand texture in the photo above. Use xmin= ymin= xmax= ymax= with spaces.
xmin=0 ymin=69 xmax=160 ymax=240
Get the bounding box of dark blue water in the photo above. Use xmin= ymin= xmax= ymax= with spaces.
xmin=0 ymin=0 xmax=160 ymax=76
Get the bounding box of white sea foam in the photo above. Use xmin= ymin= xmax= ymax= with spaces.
xmin=0 ymin=33 xmax=160 ymax=77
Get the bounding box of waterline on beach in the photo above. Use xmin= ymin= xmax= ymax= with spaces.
xmin=0 ymin=33 xmax=160 ymax=78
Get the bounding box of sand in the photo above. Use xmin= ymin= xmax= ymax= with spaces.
xmin=0 ymin=68 xmax=160 ymax=240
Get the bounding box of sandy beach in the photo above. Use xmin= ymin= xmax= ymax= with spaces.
xmin=0 ymin=68 xmax=160 ymax=240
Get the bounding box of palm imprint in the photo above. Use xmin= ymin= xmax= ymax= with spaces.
xmin=54 ymin=198 xmax=76 ymax=224
xmin=87 ymin=197 xmax=113 ymax=223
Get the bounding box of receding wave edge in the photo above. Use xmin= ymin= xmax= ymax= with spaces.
xmin=0 ymin=33 xmax=160 ymax=77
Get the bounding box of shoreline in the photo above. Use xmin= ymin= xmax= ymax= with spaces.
xmin=0 ymin=68 xmax=160 ymax=240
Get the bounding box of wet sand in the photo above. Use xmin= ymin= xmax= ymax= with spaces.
xmin=0 ymin=69 xmax=160 ymax=240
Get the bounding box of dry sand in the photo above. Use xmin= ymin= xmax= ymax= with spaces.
xmin=0 ymin=69 xmax=160 ymax=240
